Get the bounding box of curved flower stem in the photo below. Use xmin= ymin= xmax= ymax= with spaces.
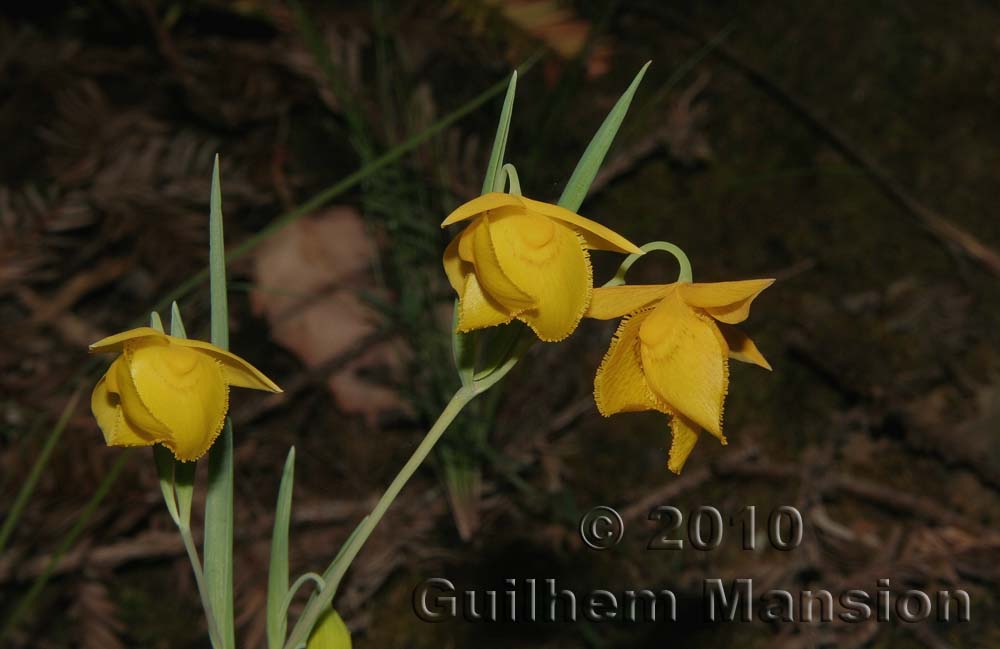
xmin=494 ymin=163 xmax=522 ymax=195
xmin=604 ymin=240 xmax=693 ymax=287
xmin=280 ymin=573 xmax=327 ymax=622
xmin=282 ymin=386 xmax=479 ymax=649
xmin=179 ymin=526 xmax=224 ymax=648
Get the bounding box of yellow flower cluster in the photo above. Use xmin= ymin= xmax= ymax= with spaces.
xmin=442 ymin=194 xmax=773 ymax=473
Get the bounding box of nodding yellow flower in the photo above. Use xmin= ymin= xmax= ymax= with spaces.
xmin=89 ymin=327 xmax=281 ymax=461
xmin=307 ymin=608 xmax=352 ymax=649
xmin=587 ymin=279 xmax=773 ymax=473
xmin=442 ymin=192 xmax=642 ymax=342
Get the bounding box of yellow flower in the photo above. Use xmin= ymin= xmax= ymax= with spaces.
xmin=587 ymin=279 xmax=773 ymax=473
xmin=89 ymin=327 xmax=282 ymax=461
xmin=441 ymin=192 xmax=642 ymax=342
xmin=307 ymin=608 xmax=352 ymax=649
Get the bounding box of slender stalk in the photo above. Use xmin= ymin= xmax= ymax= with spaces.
xmin=0 ymin=389 xmax=80 ymax=555
xmin=283 ymin=386 xmax=478 ymax=649
xmin=0 ymin=451 xmax=130 ymax=640
xmin=179 ymin=526 xmax=224 ymax=648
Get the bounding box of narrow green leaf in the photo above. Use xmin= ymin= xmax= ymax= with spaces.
xmin=205 ymin=155 xmax=235 ymax=649
xmin=483 ymin=71 xmax=517 ymax=194
xmin=267 ymin=448 xmax=296 ymax=649
xmin=557 ymin=62 xmax=650 ymax=211
xmin=148 ymin=311 xmax=182 ymax=526
xmin=170 ymin=302 xmax=196 ymax=527
xmin=0 ymin=389 xmax=82 ymax=556
xmin=209 ymin=156 xmax=229 ymax=351
xmin=0 ymin=451 xmax=131 ymax=640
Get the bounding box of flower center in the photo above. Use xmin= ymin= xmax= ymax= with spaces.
xmin=161 ymin=346 xmax=199 ymax=376
xmin=519 ymin=216 xmax=555 ymax=248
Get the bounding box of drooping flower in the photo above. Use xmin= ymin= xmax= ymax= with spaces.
xmin=89 ymin=327 xmax=281 ymax=461
xmin=441 ymin=192 xmax=642 ymax=342
xmin=587 ymin=279 xmax=773 ymax=473
xmin=307 ymin=608 xmax=352 ymax=649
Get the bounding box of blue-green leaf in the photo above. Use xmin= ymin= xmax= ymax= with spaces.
xmin=557 ymin=62 xmax=650 ymax=211
xmin=482 ymin=71 xmax=517 ymax=194
xmin=204 ymin=155 xmax=235 ymax=649
xmin=267 ymin=448 xmax=296 ymax=649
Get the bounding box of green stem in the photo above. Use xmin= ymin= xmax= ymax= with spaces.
xmin=604 ymin=241 xmax=693 ymax=287
xmin=0 ymin=451 xmax=130 ymax=640
xmin=0 ymin=389 xmax=80 ymax=555
xmin=280 ymin=572 xmax=327 ymax=622
xmin=179 ymin=526 xmax=224 ymax=648
xmin=282 ymin=386 xmax=478 ymax=649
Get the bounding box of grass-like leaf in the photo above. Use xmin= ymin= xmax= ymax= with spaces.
xmin=484 ymin=71 xmax=517 ymax=194
xmin=267 ymin=448 xmax=296 ymax=649
xmin=0 ymin=389 xmax=82 ymax=556
xmin=204 ymin=155 xmax=235 ymax=649
xmin=557 ymin=62 xmax=650 ymax=211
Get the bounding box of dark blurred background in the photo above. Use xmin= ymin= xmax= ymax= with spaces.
xmin=1 ymin=1 xmax=999 ymax=647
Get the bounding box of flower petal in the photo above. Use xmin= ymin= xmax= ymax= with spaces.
xmin=667 ymin=413 xmax=702 ymax=474
xmin=92 ymin=363 xmax=155 ymax=448
xmin=718 ymin=323 xmax=772 ymax=370
xmin=89 ymin=327 xmax=165 ymax=353
xmin=173 ymin=338 xmax=282 ymax=392
xmin=442 ymin=236 xmax=468 ymax=297
xmin=471 ymin=214 xmax=535 ymax=310
xmin=457 ymin=272 xmax=518 ymax=331
xmin=115 ymin=346 xmax=173 ymax=439
xmin=126 ymin=343 xmax=229 ymax=461
xmin=593 ymin=310 xmax=659 ymax=415
xmin=520 ymin=196 xmax=642 ymax=253
xmin=441 ymin=192 xmax=523 ymax=227
xmin=678 ymin=279 xmax=774 ymax=324
xmin=487 ymin=212 xmax=592 ymax=341
xmin=586 ymin=285 xmax=674 ymax=320
xmin=639 ymin=290 xmax=728 ymax=439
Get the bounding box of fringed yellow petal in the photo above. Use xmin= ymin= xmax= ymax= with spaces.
xmin=441 ymin=192 xmax=523 ymax=226
xmin=520 ymin=196 xmax=642 ymax=253
xmin=89 ymin=326 xmax=165 ymax=353
xmin=639 ymin=291 xmax=729 ymax=438
xmin=457 ymin=273 xmax=518 ymax=331
xmin=115 ymin=347 xmax=173 ymax=439
xmin=667 ymin=413 xmax=702 ymax=474
xmin=586 ymin=285 xmax=674 ymax=320
xmin=593 ymin=310 xmax=658 ymax=415
xmin=126 ymin=343 xmax=229 ymax=461
xmin=487 ymin=212 xmax=592 ymax=341
xmin=174 ymin=338 xmax=282 ymax=392
xmin=442 ymin=235 xmax=468 ymax=297
xmin=718 ymin=323 xmax=772 ymax=370
xmin=92 ymin=367 xmax=153 ymax=448
xmin=471 ymin=214 xmax=535 ymax=309
xmin=679 ymin=279 xmax=774 ymax=324
xmin=457 ymin=221 xmax=477 ymax=263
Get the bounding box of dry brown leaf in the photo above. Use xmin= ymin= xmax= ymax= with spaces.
xmin=251 ymin=207 xmax=407 ymax=422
